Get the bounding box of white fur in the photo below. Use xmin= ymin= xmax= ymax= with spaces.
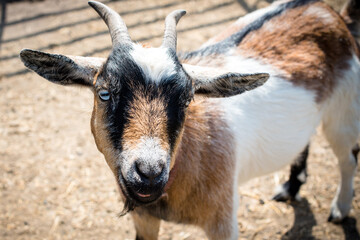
xmin=118 ymin=136 xmax=169 ymax=180
xmin=303 ymin=6 xmax=335 ymax=24
xmin=190 ymin=55 xmax=317 ymax=184
xmin=216 ymin=54 xmax=359 ymax=223
xmin=182 ymin=63 xmax=235 ymax=83
xmin=231 ymin=160 xmax=240 ymax=240
xmin=297 ymin=170 xmax=306 ymax=183
xmin=184 ymin=53 xmax=328 ymax=185
xmin=273 ymin=183 xmax=302 ymax=201
xmin=130 ymin=44 xmax=177 ymax=83
xmin=222 ymin=75 xmax=320 ymax=184
xmin=320 ymin=54 xmax=360 ymax=221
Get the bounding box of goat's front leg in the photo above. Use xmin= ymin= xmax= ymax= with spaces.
xmin=203 ymin=192 xmax=239 ymax=240
xmin=132 ymin=210 xmax=160 ymax=240
xmin=203 ymin=210 xmax=239 ymax=240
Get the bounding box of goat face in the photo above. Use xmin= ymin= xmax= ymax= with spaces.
xmin=20 ymin=1 xmax=269 ymax=213
xmin=91 ymin=45 xmax=193 ymax=207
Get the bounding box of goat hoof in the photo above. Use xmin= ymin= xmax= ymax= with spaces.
xmin=328 ymin=206 xmax=347 ymax=223
xmin=272 ymin=182 xmax=301 ymax=202
xmin=327 ymin=214 xmax=334 ymax=222
xmin=272 ymin=192 xmax=290 ymax=202
xmin=327 ymin=213 xmax=344 ymax=223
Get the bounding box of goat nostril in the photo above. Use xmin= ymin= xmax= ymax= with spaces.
xmin=135 ymin=160 xmax=164 ymax=181
xmin=135 ymin=161 xmax=147 ymax=179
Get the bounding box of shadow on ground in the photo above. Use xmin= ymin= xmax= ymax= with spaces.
xmin=341 ymin=217 xmax=360 ymax=240
xmin=281 ymin=198 xmax=317 ymax=240
xmin=281 ymin=198 xmax=360 ymax=240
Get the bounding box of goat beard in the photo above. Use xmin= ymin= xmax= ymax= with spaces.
xmin=116 ymin=176 xmax=138 ymax=217
xmin=117 ymin=181 xmax=138 ymax=217
xmin=118 ymin=197 xmax=137 ymax=217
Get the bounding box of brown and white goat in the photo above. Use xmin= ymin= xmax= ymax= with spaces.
xmin=20 ymin=0 xmax=360 ymax=239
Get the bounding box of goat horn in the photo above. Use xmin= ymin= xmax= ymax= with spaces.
xmin=161 ymin=10 xmax=186 ymax=51
xmin=88 ymin=1 xmax=131 ymax=45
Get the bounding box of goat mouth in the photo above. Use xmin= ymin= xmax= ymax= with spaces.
xmin=136 ymin=192 xmax=151 ymax=198
xmin=117 ymin=171 xmax=163 ymax=205
xmin=128 ymin=187 xmax=162 ymax=204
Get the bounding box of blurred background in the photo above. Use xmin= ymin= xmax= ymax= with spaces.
xmin=0 ymin=0 xmax=359 ymax=239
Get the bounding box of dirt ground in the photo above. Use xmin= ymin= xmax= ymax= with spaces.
xmin=0 ymin=0 xmax=359 ymax=239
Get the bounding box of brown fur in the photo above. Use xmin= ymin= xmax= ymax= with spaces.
xmin=122 ymin=86 xmax=169 ymax=150
xmin=191 ymin=1 xmax=359 ymax=102
xmin=237 ymin=2 xmax=358 ymax=102
xmin=132 ymin=211 xmax=160 ymax=240
xmin=91 ymin=84 xmax=170 ymax=174
xmin=134 ymin=98 xmax=237 ymax=239
xmin=91 ymin=97 xmax=119 ymax=175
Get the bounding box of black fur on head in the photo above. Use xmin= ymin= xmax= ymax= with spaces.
xmin=97 ymin=45 xmax=193 ymax=153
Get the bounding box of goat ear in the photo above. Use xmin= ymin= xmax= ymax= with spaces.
xmin=20 ymin=49 xmax=105 ymax=87
xmin=183 ymin=64 xmax=269 ymax=97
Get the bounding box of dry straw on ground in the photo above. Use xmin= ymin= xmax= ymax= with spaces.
xmin=0 ymin=0 xmax=359 ymax=239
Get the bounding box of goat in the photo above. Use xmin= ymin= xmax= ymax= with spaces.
xmin=20 ymin=0 xmax=360 ymax=239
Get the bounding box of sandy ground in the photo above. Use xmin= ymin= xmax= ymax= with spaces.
xmin=0 ymin=0 xmax=359 ymax=239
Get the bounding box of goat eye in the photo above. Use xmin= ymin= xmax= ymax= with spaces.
xmin=98 ymin=89 xmax=110 ymax=101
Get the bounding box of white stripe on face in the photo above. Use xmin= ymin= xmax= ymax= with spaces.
xmin=130 ymin=44 xmax=177 ymax=84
